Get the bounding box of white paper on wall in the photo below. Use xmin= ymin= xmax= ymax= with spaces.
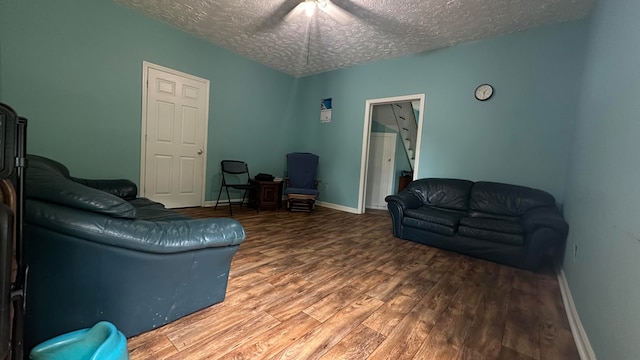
xmin=321 ymin=98 xmax=332 ymax=123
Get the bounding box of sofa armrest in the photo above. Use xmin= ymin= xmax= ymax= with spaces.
xmin=520 ymin=207 xmax=569 ymax=270
xmin=26 ymin=200 xmax=245 ymax=253
xmin=384 ymin=191 xmax=422 ymax=211
xmin=384 ymin=192 xmax=422 ymax=238
xmin=71 ymin=177 xmax=138 ymax=200
xmin=523 ymin=227 xmax=565 ymax=270
xmin=521 ymin=206 xmax=568 ymax=236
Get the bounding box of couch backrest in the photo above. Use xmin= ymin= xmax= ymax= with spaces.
xmin=406 ymin=178 xmax=474 ymax=211
xmin=28 ymin=154 xmax=71 ymax=178
xmin=26 ymin=156 xmax=137 ymax=219
xmin=469 ymin=181 xmax=556 ymax=217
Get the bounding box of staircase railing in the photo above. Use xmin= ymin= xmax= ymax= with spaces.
xmin=390 ymin=102 xmax=417 ymax=172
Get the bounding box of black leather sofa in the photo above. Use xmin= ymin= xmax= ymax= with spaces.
xmin=23 ymin=155 xmax=246 ymax=351
xmin=385 ymin=178 xmax=568 ymax=271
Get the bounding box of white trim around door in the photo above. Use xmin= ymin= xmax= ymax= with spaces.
xmin=357 ymin=93 xmax=425 ymax=214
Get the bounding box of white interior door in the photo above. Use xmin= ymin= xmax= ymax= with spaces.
xmin=366 ymin=133 xmax=396 ymax=210
xmin=141 ymin=62 xmax=209 ymax=208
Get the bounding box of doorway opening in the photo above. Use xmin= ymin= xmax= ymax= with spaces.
xmin=357 ymin=94 xmax=425 ymax=214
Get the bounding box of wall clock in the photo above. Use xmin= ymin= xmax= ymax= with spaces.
xmin=475 ymin=84 xmax=494 ymax=101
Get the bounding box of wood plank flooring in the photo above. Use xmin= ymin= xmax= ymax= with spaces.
xmin=127 ymin=206 xmax=578 ymax=360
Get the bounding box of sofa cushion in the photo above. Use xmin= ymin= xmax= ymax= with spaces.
xmin=28 ymin=154 xmax=71 ymax=177
xmin=404 ymin=206 xmax=463 ymax=227
xmin=283 ymin=187 xmax=319 ymax=196
xmin=458 ymin=226 xmax=524 ymax=246
xmin=467 ymin=210 xmax=519 ymax=223
xmin=26 ymin=168 xmax=137 ymax=219
xmin=469 ymin=181 xmax=556 ymax=216
xmin=459 ymin=217 xmax=523 ymax=234
xmin=406 ymin=178 xmax=474 ymax=211
xmin=403 ymin=217 xmax=455 ymax=236
xmin=128 ymin=198 xmax=192 ymax=221
xmin=134 ymin=209 xmax=191 ymax=221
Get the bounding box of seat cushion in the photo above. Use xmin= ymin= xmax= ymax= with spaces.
xmin=467 ymin=210 xmax=519 ymax=223
xmin=404 ymin=206 xmax=463 ymax=227
xmin=128 ymin=198 xmax=166 ymax=209
xmin=458 ymin=226 xmax=524 ymax=246
xmin=459 ymin=217 xmax=523 ymax=234
xmin=403 ymin=217 xmax=456 ymax=236
xmin=284 ymin=187 xmax=318 ymax=196
xmin=129 ymin=198 xmax=192 ymax=221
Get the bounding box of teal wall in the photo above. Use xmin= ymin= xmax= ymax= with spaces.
xmin=3 ymin=0 xmax=633 ymax=356
xmin=563 ymin=0 xmax=640 ymax=358
xmin=293 ymin=21 xmax=589 ymax=208
xmin=0 ymin=1 xmax=589 ymax=208
xmin=0 ymin=0 xmax=296 ymax=200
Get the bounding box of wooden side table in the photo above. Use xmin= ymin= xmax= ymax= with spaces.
xmin=398 ymin=175 xmax=413 ymax=193
xmin=249 ymin=179 xmax=283 ymax=211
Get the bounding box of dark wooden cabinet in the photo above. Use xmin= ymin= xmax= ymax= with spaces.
xmin=398 ymin=175 xmax=413 ymax=193
xmin=249 ymin=180 xmax=283 ymax=211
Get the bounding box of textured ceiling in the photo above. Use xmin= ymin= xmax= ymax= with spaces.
xmin=115 ymin=0 xmax=596 ymax=78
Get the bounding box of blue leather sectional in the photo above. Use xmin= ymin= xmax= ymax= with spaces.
xmin=23 ymin=155 xmax=245 ymax=352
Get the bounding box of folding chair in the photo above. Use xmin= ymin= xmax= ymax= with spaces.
xmin=214 ymin=160 xmax=254 ymax=216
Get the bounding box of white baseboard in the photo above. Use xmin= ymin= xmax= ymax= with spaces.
xmin=315 ymin=201 xmax=360 ymax=214
xmin=203 ymin=199 xmax=359 ymax=214
xmin=204 ymin=199 xmax=360 ymax=214
xmin=556 ymin=268 xmax=597 ymax=360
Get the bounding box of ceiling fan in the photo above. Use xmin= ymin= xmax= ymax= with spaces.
xmin=284 ymin=0 xmax=351 ymax=25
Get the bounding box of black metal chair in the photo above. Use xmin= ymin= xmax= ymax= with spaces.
xmin=215 ymin=160 xmax=254 ymax=216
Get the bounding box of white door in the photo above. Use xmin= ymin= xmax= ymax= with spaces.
xmin=141 ymin=62 xmax=209 ymax=208
xmin=366 ymin=133 xmax=396 ymax=210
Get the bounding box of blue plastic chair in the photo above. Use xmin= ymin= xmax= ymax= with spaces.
xmin=30 ymin=321 xmax=128 ymax=360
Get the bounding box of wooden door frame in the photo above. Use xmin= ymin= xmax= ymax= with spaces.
xmin=357 ymin=93 xmax=425 ymax=214
xmin=140 ymin=61 xmax=210 ymax=205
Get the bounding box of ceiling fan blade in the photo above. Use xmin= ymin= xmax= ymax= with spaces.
xmin=284 ymin=2 xmax=307 ymax=22
xmin=253 ymin=0 xmax=303 ymax=31
xmin=318 ymin=0 xmax=351 ymax=25
xmin=330 ymin=0 xmax=405 ymax=37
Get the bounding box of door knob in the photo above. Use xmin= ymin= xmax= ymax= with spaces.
xmin=197 ymin=149 xmax=203 ymax=155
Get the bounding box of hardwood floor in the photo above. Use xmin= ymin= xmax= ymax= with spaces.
xmin=127 ymin=205 xmax=578 ymax=360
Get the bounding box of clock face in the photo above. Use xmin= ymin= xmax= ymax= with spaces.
xmin=475 ymin=84 xmax=494 ymax=101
